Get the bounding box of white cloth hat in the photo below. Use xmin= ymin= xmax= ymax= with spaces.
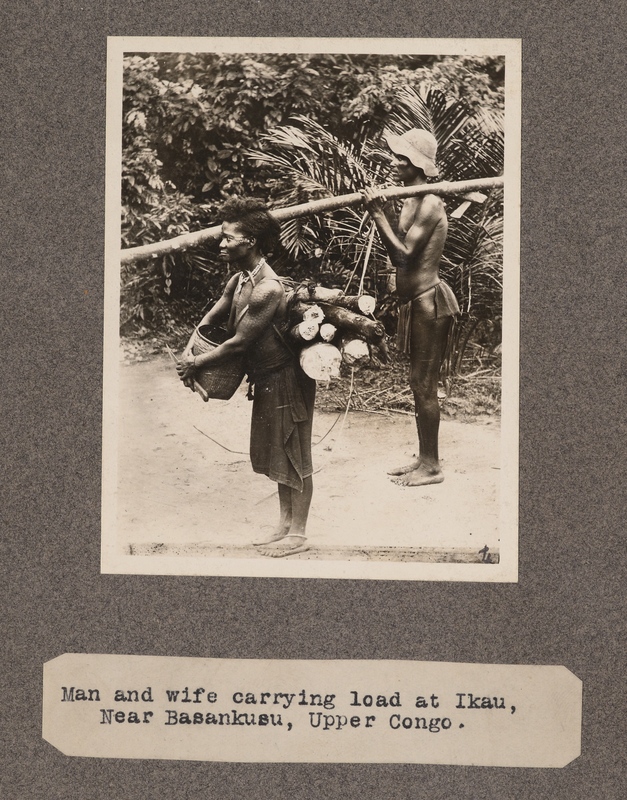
xmin=385 ymin=128 xmax=439 ymax=177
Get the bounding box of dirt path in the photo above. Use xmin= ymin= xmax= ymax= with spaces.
xmin=113 ymin=356 xmax=502 ymax=564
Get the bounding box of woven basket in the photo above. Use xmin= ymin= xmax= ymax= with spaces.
xmin=190 ymin=325 xmax=245 ymax=400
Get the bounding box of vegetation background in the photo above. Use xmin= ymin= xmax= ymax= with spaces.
xmin=120 ymin=53 xmax=505 ymax=418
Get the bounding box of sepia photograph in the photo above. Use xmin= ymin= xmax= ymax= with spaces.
xmin=4 ymin=2 xmax=626 ymax=795
xmin=102 ymin=37 xmax=521 ymax=580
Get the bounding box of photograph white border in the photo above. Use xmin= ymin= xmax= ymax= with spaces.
xmin=102 ymin=36 xmax=521 ymax=581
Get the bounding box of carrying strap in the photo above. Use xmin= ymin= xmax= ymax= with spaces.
xmin=271 ymin=321 xmax=297 ymax=359
xmin=231 ymin=269 xmax=289 ymax=332
xmin=227 ymin=270 xmax=253 ymax=332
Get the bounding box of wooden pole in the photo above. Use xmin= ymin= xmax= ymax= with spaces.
xmin=120 ymin=176 xmax=503 ymax=265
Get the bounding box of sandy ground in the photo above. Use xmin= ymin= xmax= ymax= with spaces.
xmin=111 ymin=355 xmax=502 ymax=565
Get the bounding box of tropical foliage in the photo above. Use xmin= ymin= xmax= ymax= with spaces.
xmin=247 ymin=85 xmax=504 ymax=370
xmin=120 ymin=52 xmax=505 ymax=372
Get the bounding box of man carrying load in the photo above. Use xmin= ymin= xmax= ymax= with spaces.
xmin=362 ymin=128 xmax=459 ymax=486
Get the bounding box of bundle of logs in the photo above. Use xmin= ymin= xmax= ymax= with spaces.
xmin=286 ymin=283 xmax=388 ymax=381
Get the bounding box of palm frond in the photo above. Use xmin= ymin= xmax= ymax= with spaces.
xmin=246 ymin=116 xmax=387 ymax=260
xmin=245 ymin=85 xmax=504 ymax=342
xmin=247 ymin=116 xmax=380 ymax=201
xmin=384 ymin=85 xmax=504 ymax=182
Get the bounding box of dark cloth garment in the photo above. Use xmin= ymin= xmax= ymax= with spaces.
xmin=241 ymin=275 xmax=315 ymax=492
xmin=249 ymin=362 xmax=316 ymax=492
xmin=244 ymin=321 xmax=293 ymax=384
xmin=397 ymin=280 xmax=460 ymax=355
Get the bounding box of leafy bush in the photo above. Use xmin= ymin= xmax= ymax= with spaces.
xmin=120 ymin=52 xmax=504 ymax=355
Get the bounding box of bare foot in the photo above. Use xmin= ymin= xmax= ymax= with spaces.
xmin=392 ymin=464 xmax=444 ymax=487
xmin=257 ymin=535 xmax=310 ymax=558
xmin=252 ymin=525 xmax=290 ymax=546
xmin=387 ymin=457 xmax=421 ymax=476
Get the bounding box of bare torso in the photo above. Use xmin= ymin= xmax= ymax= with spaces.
xmin=360 ymin=176 xmax=451 ymax=485
xmin=394 ymin=195 xmax=448 ymax=302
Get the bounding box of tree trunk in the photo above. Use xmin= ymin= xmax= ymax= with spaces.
xmin=295 ymin=285 xmax=344 ymax=303
xmin=317 ymin=303 xmax=385 ymax=343
xmin=332 ymin=294 xmax=376 ymax=314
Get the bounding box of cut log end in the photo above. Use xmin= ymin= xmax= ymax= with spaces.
xmin=289 ymin=320 xmax=319 ymax=342
xmin=319 ymin=323 xmax=337 ymax=342
xmin=340 ymin=337 xmax=370 ymax=368
xmin=299 ymin=342 xmax=342 ymax=381
xmin=302 ymin=303 xmax=325 ymax=323
xmin=357 ymin=295 xmax=376 ymax=315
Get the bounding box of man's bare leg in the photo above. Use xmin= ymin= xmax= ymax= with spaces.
xmin=393 ymin=393 xmax=444 ymax=485
xmin=392 ymin=315 xmax=450 ymax=486
xmin=258 ymin=477 xmax=312 ymax=557
xmin=388 ymin=397 xmax=425 ymax=475
xmin=252 ymin=483 xmax=292 ymax=545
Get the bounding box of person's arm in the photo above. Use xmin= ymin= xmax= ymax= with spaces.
xmin=181 ymin=273 xmax=240 ymax=358
xmin=198 ymin=272 xmax=240 ymax=328
xmin=177 ymin=281 xmax=283 ymax=379
xmin=362 ymin=190 xmax=440 ymax=269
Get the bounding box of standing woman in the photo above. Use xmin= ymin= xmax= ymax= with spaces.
xmin=177 ymin=198 xmax=315 ymax=557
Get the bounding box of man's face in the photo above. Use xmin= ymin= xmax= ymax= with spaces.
xmin=391 ymin=153 xmax=421 ymax=184
xmin=218 ymin=222 xmax=252 ymax=263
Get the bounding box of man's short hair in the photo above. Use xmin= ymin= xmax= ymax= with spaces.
xmin=220 ymin=197 xmax=281 ymax=255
